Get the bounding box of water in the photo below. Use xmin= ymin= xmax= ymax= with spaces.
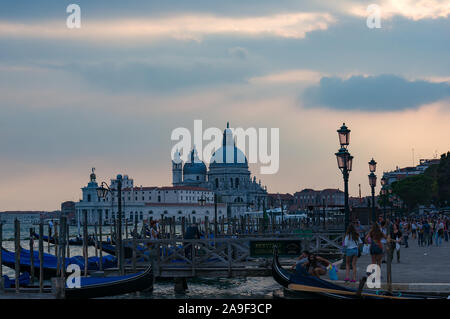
xmin=0 ymin=220 xmax=280 ymax=298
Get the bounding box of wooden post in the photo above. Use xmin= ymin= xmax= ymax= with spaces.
xmin=66 ymin=222 xmax=70 ymax=259
xmin=114 ymin=219 xmax=119 ymax=259
xmin=29 ymin=228 xmax=35 ymax=284
xmin=83 ymin=210 xmax=88 ymax=277
xmin=39 ymin=221 xmax=44 ymax=293
xmin=60 ymin=216 xmax=67 ymax=279
xmin=181 ymin=217 xmax=186 ymax=239
xmin=55 ymin=220 xmax=60 ymax=276
xmin=204 ymin=216 xmax=209 ymax=239
xmin=0 ymin=222 xmax=3 ymax=282
xmin=98 ymin=210 xmax=103 ymax=271
xmin=14 ymin=218 xmax=20 ymax=293
xmin=94 ymin=223 xmax=99 ymax=257
xmin=48 ymin=221 xmax=51 ymax=253
xmin=51 ymin=277 xmax=65 ymax=299
xmin=132 ymin=221 xmax=137 ymax=272
xmin=387 ymin=244 xmax=393 ymax=293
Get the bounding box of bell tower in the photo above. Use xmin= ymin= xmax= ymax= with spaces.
xmin=172 ymin=149 xmax=183 ymax=185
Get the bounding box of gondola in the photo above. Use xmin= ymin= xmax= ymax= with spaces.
xmin=272 ymin=247 xmax=447 ymax=300
xmin=65 ymin=264 xmax=153 ymax=299
xmin=1 ymin=247 xmax=117 ymax=279
xmin=32 ymin=233 xmax=96 ymax=246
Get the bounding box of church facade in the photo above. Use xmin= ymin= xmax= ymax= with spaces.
xmin=172 ymin=123 xmax=268 ymax=216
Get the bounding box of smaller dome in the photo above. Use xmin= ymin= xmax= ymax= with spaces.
xmin=183 ymin=148 xmax=207 ymax=175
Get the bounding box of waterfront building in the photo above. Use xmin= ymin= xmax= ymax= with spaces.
xmin=75 ymin=123 xmax=268 ymax=225
xmin=382 ymin=158 xmax=440 ymax=185
xmin=294 ymin=188 xmax=345 ymax=210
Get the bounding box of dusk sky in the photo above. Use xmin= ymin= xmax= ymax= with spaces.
xmin=0 ymin=0 xmax=449 ymax=211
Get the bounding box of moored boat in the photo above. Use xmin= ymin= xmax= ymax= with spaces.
xmin=65 ymin=265 xmax=153 ymax=299
xmin=272 ymin=247 xmax=447 ymax=300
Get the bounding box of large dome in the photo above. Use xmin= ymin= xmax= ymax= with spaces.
xmin=209 ymin=145 xmax=248 ymax=167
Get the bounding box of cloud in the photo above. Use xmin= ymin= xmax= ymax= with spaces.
xmin=349 ymin=0 xmax=450 ymax=21
xmin=0 ymin=12 xmax=337 ymax=42
xmin=302 ymin=74 xmax=450 ymax=111
xmin=228 ymin=47 xmax=249 ymax=60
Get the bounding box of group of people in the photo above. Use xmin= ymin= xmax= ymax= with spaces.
xmin=293 ymin=214 xmax=449 ymax=283
xmin=411 ymin=217 xmax=449 ymax=247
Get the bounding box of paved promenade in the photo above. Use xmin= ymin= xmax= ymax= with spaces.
xmin=333 ymin=237 xmax=450 ymax=292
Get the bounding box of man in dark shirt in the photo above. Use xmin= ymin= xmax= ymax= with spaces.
xmin=423 ymin=221 xmax=431 ymax=246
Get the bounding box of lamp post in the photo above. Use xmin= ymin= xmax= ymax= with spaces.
xmin=97 ymin=175 xmax=124 ymax=275
xmin=335 ymin=123 xmax=353 ymax=231
xmin=368 ymin=158 xmax=377 ymax=224
xmin=381 ymin=176 xmax=387 ymax=220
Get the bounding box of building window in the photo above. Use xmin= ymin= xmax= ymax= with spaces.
xmin=235 ymin=178 xmax=239 ymax=188
xmin=215 ymin=178 xmax=219 ymax=188
xmin=164 ymin=211 xmax=168 ymax=215
xmin=192 ymin=211 xmax=196 ymax=214
xmin=158 ymin=196 xmax=161 ymax=202
xmin=149 ymin=211 xmax=153 ymax=215
xmin=87 ymin=194 xmax=91 ymax=202
xmin=178 ymin=211 xmax=182 ymax=215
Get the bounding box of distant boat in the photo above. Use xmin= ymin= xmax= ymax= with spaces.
xmin=1 ymin=247 xmax=117 ymax=279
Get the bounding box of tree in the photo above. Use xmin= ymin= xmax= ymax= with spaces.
xmin=391 ymin=174 xmax=434 ymax=212
xmin=437 ymin=152 xmax=450 ymax=205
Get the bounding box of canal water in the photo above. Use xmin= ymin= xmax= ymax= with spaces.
xmin=0 ymin=221 xmax=280 ymax=299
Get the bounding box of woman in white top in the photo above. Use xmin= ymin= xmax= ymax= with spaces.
xmin=344 ymin=224 xmax=363 ymax=283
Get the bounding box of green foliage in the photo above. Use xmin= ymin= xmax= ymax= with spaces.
xmin=390 ymin=151 xmax=450 ymax=209
xmin=437 ymin=152 xmax=450 ymax=204
xmin=391 ymin=174 xmax=434 ymax=211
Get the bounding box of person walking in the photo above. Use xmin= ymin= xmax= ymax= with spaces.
xmin=390 ymin=223 xmax=403 ymax=263
xmin=423 ymin=220 xmax=431 ymax=246
xmin=411 ymin=220 xmax=417 ymax=241
xmin=402 ymin=219 xmax=410 ymax=248
xmin=343 ymin=224 xmax=362 ymax=283
xmin=436 ymin=219 xmax=444 ymax=247
xmin=366 ymin=223 xmax=386 ymax=267
xmin=417 ymin=221 xmax=424 ymax=247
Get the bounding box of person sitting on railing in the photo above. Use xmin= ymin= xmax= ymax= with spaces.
xmin=292 ymin=250 xmax=311 ymax=274
xmin=303 ymin=253 xmax=331 ymax=278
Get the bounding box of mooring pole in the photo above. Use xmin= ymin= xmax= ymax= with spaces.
xmin=83 ymin=210 xmax=88 ymax=277
xmin=39 ymin=221 xmax=44 ymax=293
xmin=29 ymin=228 xmax=35 ymax=284
xmin=0 ymin=221 xmax=3 ymax=281
xmin=98 ymin=210 xmax=103 ymax=271
xmin=14 ymin=219 xmax=20 ymax=293
xmin=60 ymin=216 xmax=67 ymax=279
xmin=66 ymin=221 xmax=70 ymax=259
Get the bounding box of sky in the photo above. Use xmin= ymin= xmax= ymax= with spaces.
xmin=0 ymin=0 xmax=449 ymax=211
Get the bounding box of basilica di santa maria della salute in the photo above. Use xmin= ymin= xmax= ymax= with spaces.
xmin=75 ymin=123 xmax=268 ymax=224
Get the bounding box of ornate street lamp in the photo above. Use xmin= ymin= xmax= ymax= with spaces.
xmin=368 ymin=159 xmax=377 ymax=223
xmin=368 ymin=170 xmax=377 ymax=223
xmin=369 ymin=158 xmax=377 ymax=173
xmin=97 ymin=175 xmax=124 ymax=275
xmin=335 ymin=123 xmax=353 ymax=230
xmin=337 ymin=123 xmax=351 ymax=147
xmin=380 ymin=176 xmax=387 ymax=219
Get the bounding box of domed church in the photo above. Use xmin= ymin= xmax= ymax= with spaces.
xmin=172 ymin=123 xmax=268 ymax=216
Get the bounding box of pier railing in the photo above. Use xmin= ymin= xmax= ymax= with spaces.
xmin=122 ymin=232 xmax=344 ymax=278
